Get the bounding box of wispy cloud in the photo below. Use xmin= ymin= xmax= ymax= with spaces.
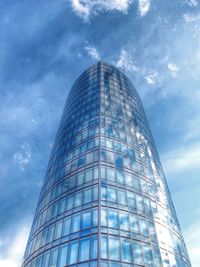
xmin=138 ymin=0 xmax=151 ymax=16
xmin=84 ymin=45 xmax=101 ymax=61
xmin=162 ymin=143 xmax=200 ymax=172
xmin=167 ymin=62 xmax=179 ymax=77
xmin=183 ymin=13 xmax=200 ymax=22
xmin=184 ymin=219 xmax=200 ymax=267
xmin=71 ymin=0 xmax=133 ymax=21
xmin=144 ymin=71 xmax=160 ymax=85
xmin=0 ymin=223 xmax=30 ymax=267
xmin=12 ymin=143 xmax=31 ymax=171
xmin=115 ymin=49 xmax=138 ymax=72
xmin=185 ymin=0 xmax=199 ymax=7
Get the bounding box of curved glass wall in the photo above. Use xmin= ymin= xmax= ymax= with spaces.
xmin=22 ymin=61 xmax=191 ymax=267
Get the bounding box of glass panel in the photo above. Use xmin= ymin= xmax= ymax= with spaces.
xmin=85 ymin=169 xmax=93 ymax=182
xmin=119 ymin=213 xmax=129 ymax=230
xmin=68 ymin=241 xmax=78 ymax=265
xmin=82 ymin=210 xmax=91 ymax=229
xmin=58 ymin=245 xmax=68 ymax=267
xmin=101 ymin=236 xmax=108 ymax=258
xmin=47 ymin=224 xmax=55 ymax=243
xmin=84 ymin=188 xmax=92 ymax=204
xmin=130 ymin=214 xmax=139 ymax=233
xmin=107 ymin=187 xmax=117 ymax=202
xmin=108 ymin=209 xmax=118 ymax=228
xmin=91 ymin=236 xmax=98 ymax=259
xmin=133 ymin=242 xmax=142 ymax=265
xmin=42 ymin=251 xmax=50 ymax=267
xmin=92 ymin=208 xmax=98 ymax=226
xmin=79 ymin=238 xmax=90 ymax=262
xmin=62 ymin=217 xmax=71 ymax=236
xmin=109 ymin=236 xmax=120 ymax=260
xmin=74 ymin=192 xmax=82 ymax=207
xmin=49 ymin=248 xmax=59 ymax=267
xmin=118 ymin=190 xmax=126 ymax=205
xmin=72 ymin=214 xmax=80 ymax=233
xmin=143 ymin=244 xmax=154 ymax=266
xmin=122 ymin=239 xmax=132 ymax=263
xmin=54 ymin=221 xmax=63 ymax=240
xmin=101 ymin=209 xmax=107 ymax=227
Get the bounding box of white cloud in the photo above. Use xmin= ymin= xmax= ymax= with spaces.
xmin=12 ymin=143 xmax=31 ymax=171
xmin=71 ymin=0 xmax=133 ymax=21
xmin=184 ymin=220 xmax=200 ymax=267
xmin=84 ymin=45 xmax=101 ymax=61
xmin=0 ymin=224 xmax=30 ymax=267
xmin=144 ymin=71 xmax=159 ymax=85
xmin=183 ymin=13 xmax=200 ymax=22
xmin=138 ymin=0 xmax=151 ymax=16
xmin=162 ymin=144 xmax=200 ymax=172
xmin=185 ymin=0 xmax=199 ymax=7
xmin=167 ymin=63 xmax=179 ymax=77
xmin=115 ymin=49 xmax=138 ymax=72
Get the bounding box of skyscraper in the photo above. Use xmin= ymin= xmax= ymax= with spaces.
xmin=22 ymin=62 xmax=191 ymax=267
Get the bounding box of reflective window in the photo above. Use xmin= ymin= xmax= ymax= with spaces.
xmin=57 ymin=245 xmax=68 ymax=267
xmin=122 ymin=239 xmax=132 ymax=263
xmin=108 ymin=209 xmax=118 ymax=228
xmin=101 ymin=236 xmax=108 ymax=258
xmin=49 ymin=248 xmax=58 ymax=267
xmin=72 ymin=214 xmax=80 ymax=233
xmin=79 ymin=238 xmax=90 ymax=262
xmin=68 ymin=241 xmax=78 ymax=265
xmin=109 ymin=236 xmax=120 ymax=260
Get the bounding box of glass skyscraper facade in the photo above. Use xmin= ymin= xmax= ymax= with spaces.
xmin=22 ymin=61 xmax=191 ymax=267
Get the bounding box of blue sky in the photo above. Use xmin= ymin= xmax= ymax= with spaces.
xmin=0 ymin=0 xmax=200 ymax=266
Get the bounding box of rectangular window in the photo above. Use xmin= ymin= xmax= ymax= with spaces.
xmin=107 ymin=168 xmax=115 ymax=182
xmin=108 ymin=209 xmax=118 ymax=228
xmin=91 ymin=236 xmax=98 ymax=259
xmin=54 ymin=221 xmax=63 ymax=240
xmin=130 ymin=214 xmax=139 ymax=233
xmin=62 ymin=218 xmax=71 ymax=236
xmin=119 ymin=213 xmax=129 ymax=231
xmin=101 ymin=236 xmax=108 ymax=258
xmin=122 ymin=239 xmax=132 ymax=263
xmin=66 ymin=195 xmax=73 ymax=210
xmin=85 ymin=169 xmax=93 ymax=182
xmin=101 ymin=209 xmax=107 ymax=227
xmin=77 ymin=172 xmax=84 ymax=186
xmin=79 ymin=238 xmax=90 ymax=262
xmin=84 ymin=188 xmax=92 ymax=204
xmin=46 ymin=224 xmax=55 ymax=243
xmin=133 ymin=242 xmax=142 ymax=265
xmin=57 ymin=245 xmax=68 ymax=267
xmin=49 ymin=248 xmax=59 ymax=267
xmin=42 ymin=251 xmax=50 ymax=267
xmin=107 ymin=187 xmax=117 ymax=203
xmin=118 ymin=190 xmax=126 ymax=206
xmin=68 ymin=241 xmax=78 ymax=265
xmin=82 ymin=210 xmax=91 ymax=229
xmin=143 ymin=244 xmax=154 ymax=266
xmin=74 ymin=192 xmax=82 ymax=207
xmin=109 ymin=236 xmax=120 ymax=260
xmin=72 ymin=214 xmax=80 ymax=233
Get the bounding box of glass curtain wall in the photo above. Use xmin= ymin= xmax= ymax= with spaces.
xmin=21 ymin=62 xmax=191 ymax=267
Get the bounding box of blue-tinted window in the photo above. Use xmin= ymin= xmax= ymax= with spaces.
xmin=57 ymin=245 xmax=68 ymax=267
xmin=108 ymin=209 xmax=118 ymax=228
xmin=68 ymin=241 xmax=78 ymax=265
xmin=82 ymin=210 xmax=91 ymax=229
xmin=101 ymin=236 xmax=108 ymax=258
xmin=122 ymin=239 xmax=132 ymax=263
xmin=109 ymin=236 xmax=120 ymax=260
xmin=79 ymin=238 xmax=90 ymax=262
